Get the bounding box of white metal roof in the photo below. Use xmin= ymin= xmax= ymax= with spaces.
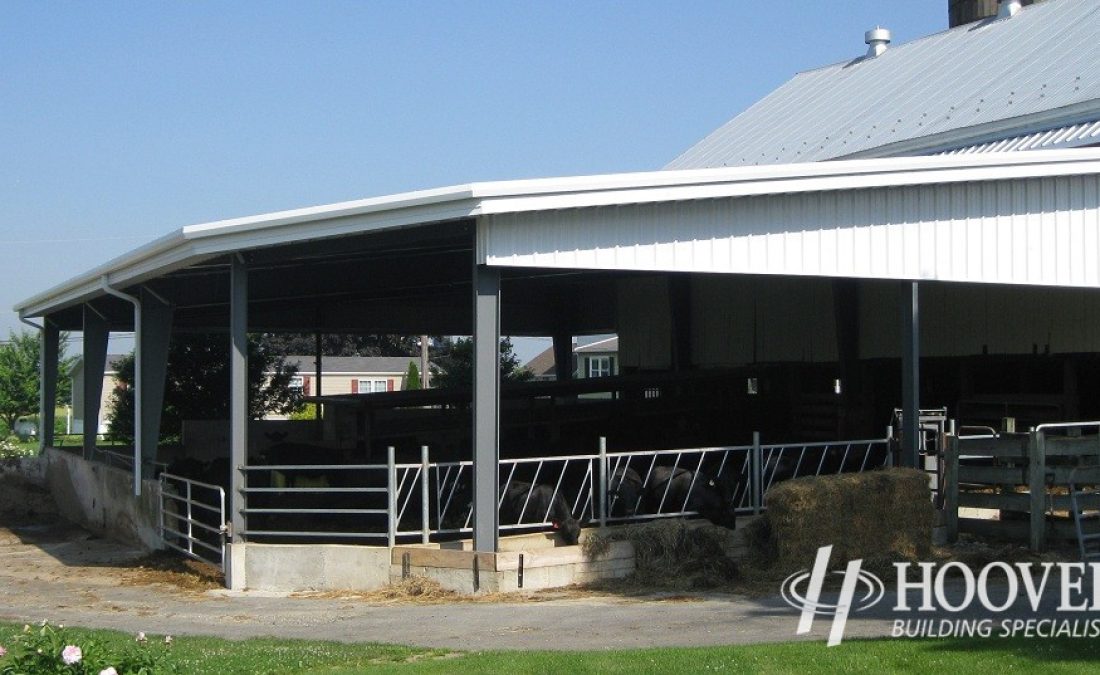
xmin=940 ymin=119 xmax=1100 ymax=155
xmin=17 ymin=149 xmax=1100 ymax=318
xmin=667 ymin=0 xmax=1100 ymax=169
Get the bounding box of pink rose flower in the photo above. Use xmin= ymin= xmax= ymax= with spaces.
xmin=0 ymin=644 xmax=7 ymax=658
xmin=62 ymin=645 xmax=82 ymax=665
xmin=100 ymin=668 xmax=119 ymax=675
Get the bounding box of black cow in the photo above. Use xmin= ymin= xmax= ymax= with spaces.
xmin=608 ymin=466 xmax=644 ymax=517
xmin=499 ymin=480 xmax=583 ymax=545
xmin=642 ymin=466 xmax=737 ymax=530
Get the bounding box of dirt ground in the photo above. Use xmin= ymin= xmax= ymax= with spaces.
xmin=0 ymin=472 xmax=1082 ymax=650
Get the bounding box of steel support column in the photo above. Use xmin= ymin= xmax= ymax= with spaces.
xmin=138 ymin=289 xmax=172 ymax=474
xmin=901 ymin=281 xmax=920 ymax=468
xmin=40 ymin=322 xmax=60 ymax=450
xmin=472 ymin=265 xmax=501 ymax=552
xmin=552 ymin=332 xmax=573 ymax=381
xmin=228 ymin=258 xmax=249 ymax=579
xmin=314 ymin=331 xmax=323 ymax=440
xmin=82 ymin=305 xmax=110 ymax=459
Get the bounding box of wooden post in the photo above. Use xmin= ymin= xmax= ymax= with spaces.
xmin=944 ymin=434 xmax=959 ymax=543
xmin=1028 ymin=430 xmax=1047 ymax=553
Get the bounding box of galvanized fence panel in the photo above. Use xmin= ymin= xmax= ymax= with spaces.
xmin=158 ymin=472 xmax=226 ymax=570
xmin=206 ymin=433 xmax=893 ymax=548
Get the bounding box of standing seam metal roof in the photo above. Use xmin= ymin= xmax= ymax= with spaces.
xmin=666 ymin=0 xmax=1100 ymax=169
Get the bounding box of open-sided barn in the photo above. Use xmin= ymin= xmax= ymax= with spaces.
xmin=15 ymin=0 xmax=1100 ymax=589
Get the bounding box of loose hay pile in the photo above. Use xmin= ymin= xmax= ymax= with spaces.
xmin=765 ymin=467 xmax=934 ymax=570
xmin=584 ymin=520 xmax=740 ymax=590
xmin=122 ymin=551 xmax=224 ymax=592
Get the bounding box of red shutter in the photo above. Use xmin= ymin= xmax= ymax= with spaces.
xmin=351 ymin=379 xmax=359 ymax=394
xmin=302 ymin=376 xmax=311 ymax=395
xmin=387 ymin=379 xmax=395 ymax=392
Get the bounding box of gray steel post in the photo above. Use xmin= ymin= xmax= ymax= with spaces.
xmin=598 ymin=437 xmax=608 ymax=528
xmin=421 ymin=445 xmax=430 ymax=544
xmin=81 ymin=305 xmax=110 ymax=460
xmin=472 ymin=265 xmax=501 ymax=552
xmin=901 ymin=281 xmax=920 ymax=468
xmin=314 ymin=331 xmax=323 ymax=440
xmin=387 ymin=446 xmax=397 ymax=548
xmin=40 ymin=322 xmax=60 ymax=450
xmin=229 ymin=258 xmax=248 ymax=545
xmin=752 ymin=431 xmax=762 ymax=514
xmin=138 ymin=288 xmax=172 ymax=476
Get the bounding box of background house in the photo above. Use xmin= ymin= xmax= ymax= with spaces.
xmin=281 ymin=355 xmax=424 ymax=398
xmin=70 ymin=354 xmax=126 ymax=436
xmin=575 ymin=337 xmax=618 ymax=379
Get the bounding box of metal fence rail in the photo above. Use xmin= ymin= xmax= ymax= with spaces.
xmin=158 ymin=472 xmax=226 ymax=570
xmin=166 ymin=432 xmax=893 ymax=552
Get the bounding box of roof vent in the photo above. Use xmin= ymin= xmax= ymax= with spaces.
xmin=998 ymin=0 xmax=1023 ymax=18
xmin=864 ymin=27 xmax=891 ymax=57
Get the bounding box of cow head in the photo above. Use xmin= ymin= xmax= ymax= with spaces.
xmin=553 ymin=517 xmax=582 ymax=545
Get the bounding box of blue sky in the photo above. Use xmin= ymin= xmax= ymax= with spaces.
xmin=1 ymin=2 xmax=945 ymax=361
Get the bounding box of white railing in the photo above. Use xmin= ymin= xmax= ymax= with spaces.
xmin=158 ymin=472 xmax=226 ymax=570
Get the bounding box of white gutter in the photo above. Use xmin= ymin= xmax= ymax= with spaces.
xmin=99 ymin=277 xmax=143 ymax=496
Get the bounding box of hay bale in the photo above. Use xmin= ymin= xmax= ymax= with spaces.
xmin=586 ymin=520 xmax=740 ymax=590
xmin=765 ymin=468 xmax=933 ymax=567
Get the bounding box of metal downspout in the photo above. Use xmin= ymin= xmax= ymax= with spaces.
xmin=100 ymin=276 xmax=143 ymax=496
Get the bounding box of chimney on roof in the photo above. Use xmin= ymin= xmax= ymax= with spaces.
xmin=864 ymin=27 xmax=891 ymax=57
xmin=948 ymin=0 xmax=1037 ymax=28
xmin=998 ymin=0 xmax=1023 ymax=18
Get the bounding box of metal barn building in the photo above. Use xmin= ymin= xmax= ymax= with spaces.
xmin=15 ymin=0 xmax=1100 ymax=589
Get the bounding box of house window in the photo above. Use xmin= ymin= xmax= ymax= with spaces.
xmin=358 ymin=379 xmax=388 ymax=393
xmin=289 ymin=375 xmax=304 ymax=391
xmin=586 ymin=356 xmax=613 ymax=378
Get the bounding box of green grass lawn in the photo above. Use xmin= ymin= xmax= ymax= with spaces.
xmin=3 ymin=622 xmax=1099 ymax=674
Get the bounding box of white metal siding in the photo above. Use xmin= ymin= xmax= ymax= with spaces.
xmin=483 ymin=175 xmax=1100 ymax=288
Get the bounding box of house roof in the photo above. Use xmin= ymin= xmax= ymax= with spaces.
xmin=282 ymin=355 xmax=422 ymax=375
xmin=667 ymin=0 xmax=1100 ymax=169
xmin=574 ymin=337 xmax=618 ymax=354
xmin=523 ymin=346 xmax=556 ymax=378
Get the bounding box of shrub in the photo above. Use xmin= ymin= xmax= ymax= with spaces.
xmin=0 ymin=621 xmax=171 ymax=675
xmin=0 ymin=436 xmax=34 ymax=460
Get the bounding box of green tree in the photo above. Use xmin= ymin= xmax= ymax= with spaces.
xmin=0 ymin=330 xmax=75 ymax=433
xmin=429 ymin=337 xmax=532 ymax=389
xmin=405 ymin=361 xmax=422 ymax=390
xmin=106 ymin=333 xmax=300 ymax=443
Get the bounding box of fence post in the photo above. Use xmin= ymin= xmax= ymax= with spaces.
xmin=751 ymin=431 xmax=762 ymax=514
xmin=157 ymin=476 xmax=165 ymax=541
xmin=1028 ymin=430 xmax=1047 ymax=553
xmin=387 ymin=446 xmax=397 ymax=548
xmin=598 ymin=437 xmax=608 ymax=529
xmin=421 ymin=445 xmax=430 ymax=545
xmin=944 ymin=434 xmax=959 ymax=543
xmin=186 ymin=481 xmax=194 ymax=556
xmin=885 ymin=425 xmax=895 ymax=468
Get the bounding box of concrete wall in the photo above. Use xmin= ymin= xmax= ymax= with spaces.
xmin=43 ymin=448 xmax=162 ymax=550
xmin=238 ymin=543 xmax=393 ymax=592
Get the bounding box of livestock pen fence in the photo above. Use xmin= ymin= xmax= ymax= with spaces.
xmin=158 ymin=432 xmax=893 ymax=570
xmin=944 ymin=420 xmax=1100 ymax=553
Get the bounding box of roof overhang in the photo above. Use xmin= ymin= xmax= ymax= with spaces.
xmin=17 ymin=149 xmax=1100 ymax=321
